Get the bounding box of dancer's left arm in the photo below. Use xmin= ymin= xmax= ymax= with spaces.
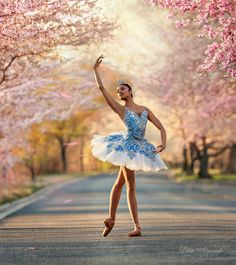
xmin=145 ymin=107 xmax=166 ymax=153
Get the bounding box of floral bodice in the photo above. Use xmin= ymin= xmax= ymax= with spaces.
xmin=123 ymin=106 xmax=148 ymax=140
xmin=104 ymin=106 xmax=157 ymax=161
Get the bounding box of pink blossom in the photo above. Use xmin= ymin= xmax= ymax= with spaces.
xmin=146 ymin=0 xmax=236 ymax=77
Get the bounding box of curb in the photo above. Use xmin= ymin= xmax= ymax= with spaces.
xmin=0 ymin=175 xmax=93 ymax=221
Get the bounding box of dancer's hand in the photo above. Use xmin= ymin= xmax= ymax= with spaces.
xmin=153 ymin=144 xmax=166 ymax=153
xmin=93 ymin=55 xmax=105 ymax=70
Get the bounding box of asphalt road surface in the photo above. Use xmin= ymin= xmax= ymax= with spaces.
xmin=0 ymin=171 xmax=236 ymax=265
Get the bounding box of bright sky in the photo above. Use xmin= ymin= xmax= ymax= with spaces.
xmin=61 ymin=0 xmax=171 ymax=81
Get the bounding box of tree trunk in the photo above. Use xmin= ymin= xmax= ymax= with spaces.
xmin=2 ymin=165 xmax=9 ymax=197
xmin=225 ymin=143 xmax=236 ymax=173
xmin=58 ymin=137 xmax=67 ymax=173
xmin=61 ymin=145 xmax=67 ymax=173
xmin=79 ymin=137 xmax=84 ymax=172
xmin=198 ymin=136 xmax=212 ymax=179
xmin=89 ymin=152 xmax=97 ymax=171
xmin=30 ymin=166 xmax=36 ymax=183
xmin=189 ymin=141 xmax=196 ymax=173
xmin=182 ymin=144 xmax=188 ymax=172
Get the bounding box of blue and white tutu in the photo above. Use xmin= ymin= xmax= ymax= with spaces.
xmin=90 ymin=106 xmax=168 ymax=172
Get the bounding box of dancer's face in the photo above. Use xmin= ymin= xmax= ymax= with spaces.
xmin=117 ymin=85 xmax=131 ymax=100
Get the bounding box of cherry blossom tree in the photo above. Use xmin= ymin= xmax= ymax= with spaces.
xmin=0 ymin=71 xmax=99 ymax=166
xmin=145 ymin=0 xmax=236 ymax=78
xmin=0 ymin=0 xmax=116 ymax=90
xmin=0 ymin=0 xmax=117 ymax=189
xmin=40 ymin=111 xmax=91 ymax=173
xmin=142 ymin=25 xmax=236 ymax=178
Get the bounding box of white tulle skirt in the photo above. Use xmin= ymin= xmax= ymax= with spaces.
xmin=90 ymin=131 xmax=168 ymax=172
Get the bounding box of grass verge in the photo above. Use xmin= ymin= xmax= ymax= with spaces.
xmin=169 ymin=167 xmax=236 ymax=184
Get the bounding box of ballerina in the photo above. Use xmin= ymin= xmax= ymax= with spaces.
xmin=91 ymin=55 xmax=168 ymax=237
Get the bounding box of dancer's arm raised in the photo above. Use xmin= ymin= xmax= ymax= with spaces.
xmin=93 ymin=55 xmax=124 ymax=116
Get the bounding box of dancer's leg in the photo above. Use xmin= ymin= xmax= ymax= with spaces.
xmin=121 ymin=166 xmax=140 ymax=229
xmin=108 ymin=166 xmax=125 ymax=220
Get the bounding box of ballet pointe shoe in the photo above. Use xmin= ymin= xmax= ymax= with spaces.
xmin=102 ymin=217 xmax=115 ymax=237
xmin=128 ymin=225 xmax=141 ymax=237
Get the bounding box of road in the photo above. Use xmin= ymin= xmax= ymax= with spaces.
xmin=0 ymin=171 xmax=236 ymax=265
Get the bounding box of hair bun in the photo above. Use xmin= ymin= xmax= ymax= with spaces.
xmin=117 ymin=79 xmax=128 ymax=86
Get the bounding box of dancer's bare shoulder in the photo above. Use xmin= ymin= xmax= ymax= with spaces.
xmin=144 ymin=106 xmax=156 ymax=121
xmin=144 ymin=106 xmax=165 ymax=130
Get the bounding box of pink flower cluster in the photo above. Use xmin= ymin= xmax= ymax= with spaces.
xmin=146 ymin=0 xmax=236 ymax=77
